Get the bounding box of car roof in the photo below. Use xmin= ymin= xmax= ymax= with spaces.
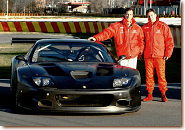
xmin=36 ymin=39 xmax=101 ymax=45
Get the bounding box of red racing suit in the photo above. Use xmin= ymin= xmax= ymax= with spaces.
xmin=142 ymin=17 xmax=174 ymax=93
xmin=93 ymin=17 xmax=144 ymax=59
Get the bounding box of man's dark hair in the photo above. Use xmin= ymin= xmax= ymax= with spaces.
xmin=146 ymin=9 xmax=156 ymax=15
xmin=124 ymin=8 xmax=134 ymax=14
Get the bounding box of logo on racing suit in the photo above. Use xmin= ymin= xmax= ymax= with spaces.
xmin=132 ymin=30 xmax=137 ymax=33
xmin=120 ymin=27 xmax=124 ymax=33
xmin=156 ymin=30 xmax=161 ymax=34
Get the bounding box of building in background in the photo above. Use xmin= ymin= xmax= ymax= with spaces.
xmin=44 ymin=0 xmax=90 ymax=14
xmin=67 ymin=0 xmax=90 ymax=13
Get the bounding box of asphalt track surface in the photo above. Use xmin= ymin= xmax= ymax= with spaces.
xmin=0 ymin=79 xmax=182 ymax=127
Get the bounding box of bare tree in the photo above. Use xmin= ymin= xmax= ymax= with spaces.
xmin=0 ymin=0 xmax=13 ymax=13
xmin=88 ymin=0 xmax=109 ymax=13
xmin=7 ymin=0 xmax=32 ymax=13
xmin=0 ymin=0 xmax=5 ymax=13
xmin=0 ymin=0 xmax=6 ymax=13
xmin=114 ymin=0 xmax=138 ymax=8
xmin=27 ymin=0 xmax=37 ymax=13
xmin=116 ymin=0 xmax=128 ymax=8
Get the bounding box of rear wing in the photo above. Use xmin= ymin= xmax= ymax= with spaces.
xmin=11 ymin=38 xmax=54 ymax=45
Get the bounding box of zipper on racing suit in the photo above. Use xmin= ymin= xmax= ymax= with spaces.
xmin=151 ymin=25 xmax=153 ymax=58
xmin=128 ymin=27 xmax=131 ymax=58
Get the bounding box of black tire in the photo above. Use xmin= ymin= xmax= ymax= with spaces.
xmin=10 ymin=81 xmax=25 ymax=114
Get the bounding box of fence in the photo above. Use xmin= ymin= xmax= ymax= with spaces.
xmin=134 ymin=6 xmax=180 ymax=16
xmin=0 ymin=13 xmax=44 ymax=16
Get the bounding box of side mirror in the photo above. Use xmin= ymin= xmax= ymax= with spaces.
xmin=15 ymin=55 xmax=26 ymax=62
xmin=118 ymin=55 xmax=127 ymax=64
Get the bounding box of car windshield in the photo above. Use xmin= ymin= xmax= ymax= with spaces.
xmin=31 ymin=42 xmax=116 ymax=63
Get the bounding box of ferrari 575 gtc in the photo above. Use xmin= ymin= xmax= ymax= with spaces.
xmin=11 ymin=39 xmax=141 ymax=113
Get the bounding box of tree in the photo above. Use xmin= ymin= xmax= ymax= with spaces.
xmin=56 ymin=3 xmax=68 ymax=13
xmin=88 ymin=0 xmax=109 ymax=13
xmin=0 ymin=0 xmax=13 ymax=13
xmin=0 ymin=0 xmax=5 ymax=13
xmin=27 ymin=0 xmax=37 ymax=13
xmin=0 ymin=0 xmax=7 ymax=13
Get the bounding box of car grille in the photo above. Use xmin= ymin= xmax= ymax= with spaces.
xmin=55 ymin=94 xmax=114 ymax=107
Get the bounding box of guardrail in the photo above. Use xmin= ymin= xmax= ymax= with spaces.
xmin=0 ymin=21 xmax=181 ymax=48
xmin=0 ymin=21 xmax=111 ymax=33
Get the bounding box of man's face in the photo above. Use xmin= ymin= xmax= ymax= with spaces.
xmin=125 ymin=10 xmax=133 ymax=22
xmin=147 ymin=11 xmax=157 ymax=23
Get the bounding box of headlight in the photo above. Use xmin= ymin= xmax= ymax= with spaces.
xmin=113 ymin=77 xmax=131 ymax=87
xmin=33 ymin=77 xmax=54 ymax=87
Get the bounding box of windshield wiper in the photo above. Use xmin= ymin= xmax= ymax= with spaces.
xmin=36 ymin=44 xmax=52 ymax=52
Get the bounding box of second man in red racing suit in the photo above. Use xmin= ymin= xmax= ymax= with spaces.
xmin=142 ymin=9 xmax=174 ymax=102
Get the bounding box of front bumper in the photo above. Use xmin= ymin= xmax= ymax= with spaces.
xmin=16 ymin=84 xmax=141 ymax=113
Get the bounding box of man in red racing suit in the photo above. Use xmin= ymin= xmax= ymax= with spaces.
xmin=88 ymin=8 xmax=144 ymax=69
xmin=142 ymin=9 xmax=174 ymax=102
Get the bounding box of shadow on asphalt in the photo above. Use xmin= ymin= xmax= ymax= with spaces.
xmin=141 ymin=84 xmax=181 ymax=100
xmin=0 ymin=86 xmax=11 ymax=110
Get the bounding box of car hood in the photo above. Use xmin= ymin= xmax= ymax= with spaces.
xmin=28 ymin=62 xmax=136 ymax=89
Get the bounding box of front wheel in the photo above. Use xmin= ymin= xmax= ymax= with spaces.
xmin=10 ymin=87 xmax=22 ymax=113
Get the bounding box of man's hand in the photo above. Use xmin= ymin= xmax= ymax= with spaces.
xmin=88 ymin=37 xmax=96 ymax=42
xmin=163 ymin=57 xmax=168 ymax=61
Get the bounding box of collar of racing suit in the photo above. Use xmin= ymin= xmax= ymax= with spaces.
xmin=122 ymin=17 xmax=136 ymax=27
xmin=147 ymin=16 xmax=160 ymax=26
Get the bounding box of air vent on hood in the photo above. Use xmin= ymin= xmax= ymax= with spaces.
xmin=96 ymin=64 xmax=113 ymax=76
xmin=71 ymin=71 xmax=92 ymax=80
xmin=44 ymin=66 xmax=66 ymax=76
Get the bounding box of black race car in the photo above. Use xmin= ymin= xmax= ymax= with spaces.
xmin=10 ymin=39 xmax=141 ymax=113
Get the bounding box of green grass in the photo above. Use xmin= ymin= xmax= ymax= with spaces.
xmin=0 ymin=43 xmax=33 ymax=78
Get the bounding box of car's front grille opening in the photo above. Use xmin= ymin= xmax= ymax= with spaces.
xmin=116 ymin=99 xmax=130 ymax=106
xmin=55 ymin=94 xmax=114 ymax=107
xmin=38 ymin=99 xmax=52 ymax=107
